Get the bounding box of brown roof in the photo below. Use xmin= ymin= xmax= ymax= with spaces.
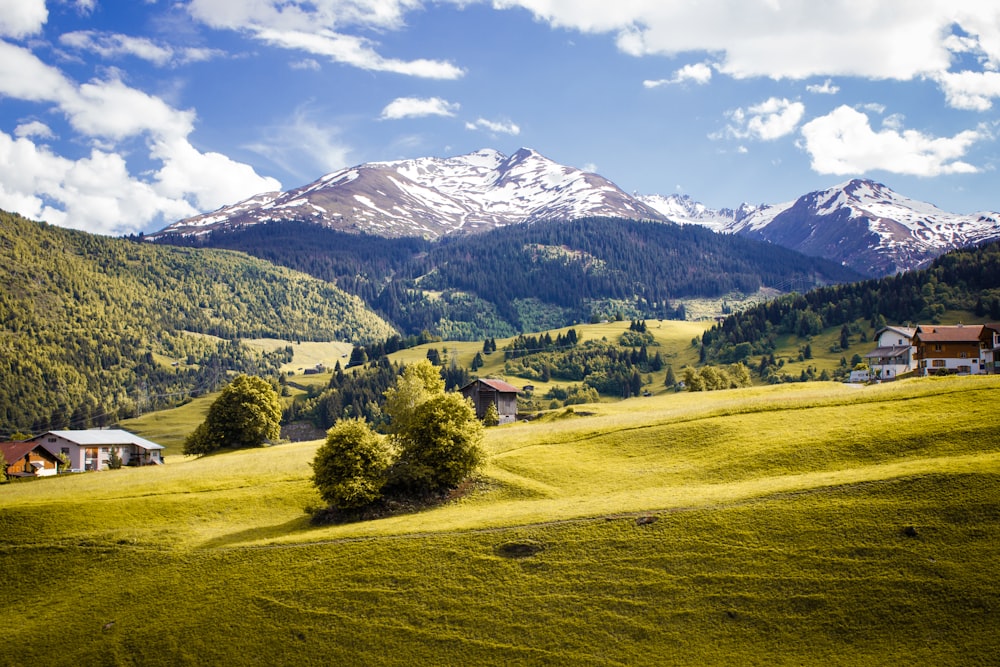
xmin=464 ymin=378 xmax=520 ymax=394
xmin=0 ymin=440 xmax=61 ymax=464
xmin=915 ymin=324 xmax=984 ymax=342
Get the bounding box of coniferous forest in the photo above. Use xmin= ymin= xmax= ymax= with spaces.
xmin=155 ymin=217 xmax=862 ymax=337
xmin=0 ymin=211 xmax=395 ymax=437
xmin=701 ymin=239 xmax=1000 ymax=366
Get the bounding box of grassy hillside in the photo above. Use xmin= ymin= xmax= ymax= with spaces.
xmin=0 ymin=210 xmax=395 ymax=436
xmin=2 ymin=376 xmax=997 ymax=665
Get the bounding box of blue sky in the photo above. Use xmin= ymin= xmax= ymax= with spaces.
xmin=1 ymin=0 xmax=999 ymax=235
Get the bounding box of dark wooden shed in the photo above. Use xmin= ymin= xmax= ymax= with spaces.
xmin=460 ymin=379 xmax=520 ymax=424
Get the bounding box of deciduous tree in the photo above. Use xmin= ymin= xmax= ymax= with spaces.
xmin=183 ymin=374 xmax=282 ymax=455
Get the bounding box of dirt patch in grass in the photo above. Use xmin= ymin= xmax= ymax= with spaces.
xmin=495 ymin=541 xmax=544 ymax=558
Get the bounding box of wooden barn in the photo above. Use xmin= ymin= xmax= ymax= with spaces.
xmin=461 ymin=379 xmax=520 ymax=425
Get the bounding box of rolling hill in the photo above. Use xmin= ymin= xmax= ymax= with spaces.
xmin=2 ymin=376 xmax=997 ymax=664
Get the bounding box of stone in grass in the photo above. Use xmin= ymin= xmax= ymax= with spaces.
xmin=902 ymin=525 xmax=919 ymax=538
xmin=635 ymin=515 xmax=658 ymax=526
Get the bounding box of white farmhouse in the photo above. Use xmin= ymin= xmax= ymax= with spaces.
xmin=34 ymin=430 xmax=164 ymax=472
xmin=864 ymin=326 xmax=917 ymax=381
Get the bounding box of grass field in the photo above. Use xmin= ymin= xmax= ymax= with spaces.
xmin=2 ymin=375 xmax=998 ymax=665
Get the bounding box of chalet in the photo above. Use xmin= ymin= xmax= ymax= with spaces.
xmin=985 ymin=324 xmax=1000 ymax=374
xmin=461 ymin=379 xmax=520 ymax=425
xmin=913 ymin=324 xmax=987 ymax=376
xmin=33 ymin=430 xmax=164 ymax=472
xmin=864 ymin=326 xmax=916 ymax=380
xmin=1 ymin=441 xmax=62 ymax=478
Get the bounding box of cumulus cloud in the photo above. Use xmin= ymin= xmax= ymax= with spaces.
xmin=715 ymin=97 xmax=805 ymax=141
xmin=14 ymin=120 xmax=54 ymax=139
xmin=0 ymin=41 xmax=279 ymax=235
xmin=186 ymin=0 xmax=463 ymax=79
xmin=0 ymin=0 xmax=47 ymax=38
xmin=465 ymin=118 xmax=521 ymax=135
xmin=800 ymin=105 xmax=983 ymax=176
xmin=935 ymin=70 xmax=1000 ymax=111
xmin=380 ymin=97 xmax=459 ymax=120
xmin=489 ymin=1 xmax=1000 ymax=110
xmin=644 ymin=62 xmax=713 ymax=88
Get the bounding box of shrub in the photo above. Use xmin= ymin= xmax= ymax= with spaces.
xmin=312 ymin=418 xmax=391 ymax=510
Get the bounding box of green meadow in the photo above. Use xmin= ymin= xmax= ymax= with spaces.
xmin=2 ymin=374 xmax=998 ymax=665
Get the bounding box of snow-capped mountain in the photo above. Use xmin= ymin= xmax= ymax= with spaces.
xmin=725 ymin=179 xmax=1000 ymax=276
xmin=637 ymin=193 xmax=761 ymax=232
xmin=152 ymin=148 xmax=668 ymax=239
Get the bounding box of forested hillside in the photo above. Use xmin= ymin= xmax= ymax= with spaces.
xmin=0 ymin=211 xmax=395 ymax=436
xmin=155 ymin=217 xmax=862 ymax=337
xmin=701 ymin=239 xmax=1000 ymax=365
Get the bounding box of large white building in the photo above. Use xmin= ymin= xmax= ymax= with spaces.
xmin=34 ymin=430 xmax=164 ymax=472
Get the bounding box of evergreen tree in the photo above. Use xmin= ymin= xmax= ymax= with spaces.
xmin=664 ymin=365 xmax=676 ymax=387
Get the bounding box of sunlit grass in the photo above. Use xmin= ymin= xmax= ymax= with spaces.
xmin=8 ymin=373 xmax=996 ymax=664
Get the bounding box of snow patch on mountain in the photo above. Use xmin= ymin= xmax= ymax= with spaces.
xmin=153 ymin=148 xmax=667 ymax=239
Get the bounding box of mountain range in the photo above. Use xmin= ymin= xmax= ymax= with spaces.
xmin=152 ymin=148 xmax=1000 ymax=278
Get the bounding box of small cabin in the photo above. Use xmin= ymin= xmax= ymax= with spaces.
xmin=461 ymin=379 xmax=520 ymax=425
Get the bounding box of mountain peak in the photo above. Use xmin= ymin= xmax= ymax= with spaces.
xmin=151 ymin=148 xmax=668 ymax=240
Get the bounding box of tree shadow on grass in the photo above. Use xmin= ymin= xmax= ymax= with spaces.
xmin=197 ymin=515 xmax=324 ymax=550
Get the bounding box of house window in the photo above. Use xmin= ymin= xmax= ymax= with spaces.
xmin=932 ymin=360 xmax=946 ymax=367
xmin=101 ymin=447 xmax=109 ymax=453
xmin=48 ymin=437 xmax=57 ymax=443
xmin=934 ymin=344 xmax=943 ymax=351
xmin=61 ymin=447 xmax=69 ymax=456
xmin=960 ymin=352 xmax=968 ymax=358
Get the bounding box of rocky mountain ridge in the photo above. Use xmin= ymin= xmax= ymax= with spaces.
xmin=153 ymin=148 xmax=1000 ymax=277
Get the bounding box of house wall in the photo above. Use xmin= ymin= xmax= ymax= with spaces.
xmin=916 ymin=341 xmax=986 ymax=375
xmin=877 ymin=330 xmax=912 ymax=347
xmin=39 ymin=435 xmax=84 ymax=471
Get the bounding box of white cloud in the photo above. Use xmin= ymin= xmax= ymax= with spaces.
xmin=290 ymin=58 xmax=322 ymax=70
xmin=806 ymin=79 xmax=839 ymax=94
xmin=644 ymin=62 xmax=713 ymax=88
xmin=244 ymin=106 xmax=353 ymax=181
xmin=582 ymin=162 xmax=598 ymax=173
xmin=0 ymin=0 xmax=47 ymax=38
xmin=800 ymin=105 xmax=982 ymax=176
xmin=488 ymin=1 xmax=1000 ymax=109
xmin=380 ymin=97 xmax=460 ymax=120
xmin=186 ymin=1 xmax=463 ymax=78
xmin=715 ymin=97 xmax=805 ymax=141
xmin=0 ymin=41 xmax=279 ymax=234
xmin=935 ymin=70 xmax=1000 ymax=111
xmin=465 ymin=118 xmax=521 ymax=135
xmin=59 ymin=30 xmax=226 ymax=67
xmin=60 ymin=31 xmax=174 ymax=66
xmin=14 ymin=120 xmax=54 ymax=139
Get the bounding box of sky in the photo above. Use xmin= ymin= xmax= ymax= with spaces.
xmin=1 ymin=0 xmax=1000 ymax=236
